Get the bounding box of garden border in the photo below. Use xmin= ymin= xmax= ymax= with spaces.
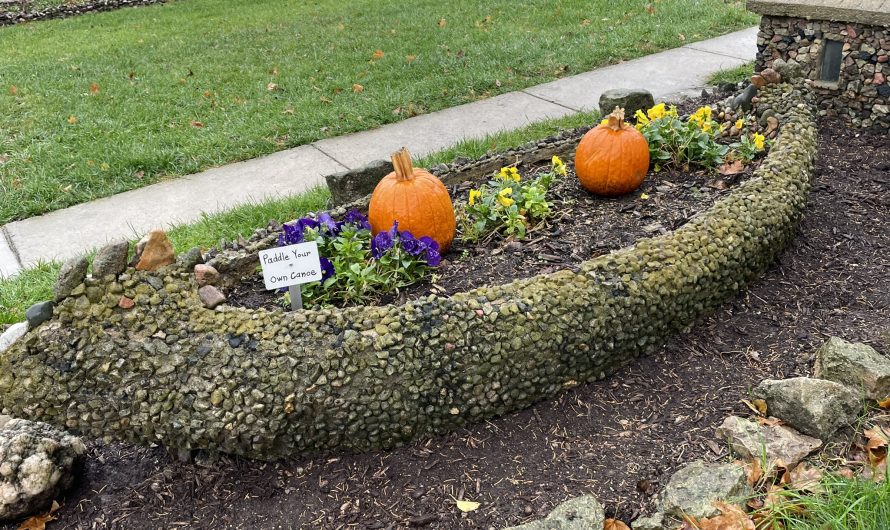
xmin=0 ymin=84 xmax=817 ymax=459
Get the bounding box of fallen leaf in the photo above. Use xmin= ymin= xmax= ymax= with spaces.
xmin=405 ymin=54 xmax=416 ymax=63
xmin=864 ymin=426 xmax=889 ymax=467
xmin=9 ymin=85 xmax=18 ymax=95
xmin=437 ymin=18 xmax=447 ymax=28
xmin=640 ymin=193 xmax=649 ymax=200
xmin=678 ymin=33 xmax=686 ymax=41
xmin=786 ymin=463 xmax=824 ymax=492
xmin=693 ymin=501 xmax=755 ymax=530
xmin=267 ymin=82 xmax=279 ymax=91
xmin=190 ymin=120 xmax=204 ymax=128
xmin=60 ymin=184 xmax=72 ymax=193
xmin=645 ymin=4 xmax=656 ymax=15
xmin=352 ymin=83 xmax=364 ymax=93
xmin=18 ymin=513 xmax=55 ymax=530
xmin=877 ymin=396 xmax=890 ymax=409
xmin=580 ymin=18 xmax=591 ymax=26
xmin=336 ymin=22 xmax=345 ymax=30
xmin=741 ymin=398 xmax=768 ymax=416
xmin=604 ymin=519 xmax=631 ymax=530
xmin=89 ymin=82 xmax=100 ymax=95
xmin=319 ymin=96 xmax=332 ymax=104
xmin=717 ymin=160 xmax=745 ymax=176
xmin=744 ymin=458 xmax=763 ymax=488
xmin=67 ymin=115 xmax=77 ymax=125
xmin=371 ymin=49 xmax=385 ymax=60
xmin=455 ymin=499 xmax=480 ymax=512
xmin=203 ymin=90 xmax=213 ymax=98
xmin=707 ymin=178 xmax=729 ymax=189
xmin=756 ymin=416 xmax=783 ymax=427
xmin=282 ymin=105 xmax=294 ymax=115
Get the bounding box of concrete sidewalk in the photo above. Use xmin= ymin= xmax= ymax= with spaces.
xmin=0 ymin=27 xmax=757 ymax=278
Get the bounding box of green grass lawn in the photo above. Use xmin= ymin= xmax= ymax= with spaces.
xmin=0 ymin=108 xmax=600 ymax=324
xmin=0 ymin=0 xmax=756 ymax=224
xmin=708 ymin=60 xmax=755 ymax=86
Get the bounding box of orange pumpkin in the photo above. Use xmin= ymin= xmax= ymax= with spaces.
xmin=369 ymin=147 xmax=456 ymax=252
xmin=575 ymin=107 xmax=650 ymax=196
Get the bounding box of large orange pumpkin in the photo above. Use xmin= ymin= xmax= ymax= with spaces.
xmin=575 ymin=107 xmax=650 ymax=196
xmin=369 ymin=148 xmax=456 ymax=252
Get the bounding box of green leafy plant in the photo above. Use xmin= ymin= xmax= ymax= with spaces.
xmin=458 ymin=157 xmax=564 ymax=243
xmin=634 ymin=103 xmax=729 ymax=171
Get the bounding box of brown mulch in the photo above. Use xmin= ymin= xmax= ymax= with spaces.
xmin=7 ymin=118 xmax=890 ymax=530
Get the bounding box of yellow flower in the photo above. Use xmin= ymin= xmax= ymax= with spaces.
xmin=753 ymin=133 xmax=765 ymax=150
xmin=640 ymin=193 xmax=650 ymax=200
xmin=497 ymin=187 xmax=514 ymax=207
xmin=735 ymin=118 xmax=744 ymax=130
xmin=634 ymin=109 xmax=650 ymax=127
xmin=701 ymin=121 xmax=712 ymax=133
xmin=551 ymin=155 xmax=567 ymax=176
xmin=468 ymin=189 xmax=481 ymax=206
xmin=647 ymin=103 xmax=667 ymax=121
xmin=667 ymin=105 xmax=679 ymax=117
xmin=498 ymin=166 xmax=520 ymax=182
xmin=599 ymin=118 xmax=610 ymax=126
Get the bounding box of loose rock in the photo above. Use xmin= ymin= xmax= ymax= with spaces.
xmin=198 ymin=285 xmax=226 ymax=309
xmin=176 ymin=247 xmax=204 ymax=271
xmin=24 ymin=301 xmax=54 ymax=329
xmin=753 ymin=377 xmax=860 ymax=440
xmin=194 ymin=264 xmax=221 ymax=287
xmin=716 ymin=415 xmax=821 ymax=468
xmin=760 ymin=68 xmax=781 ymax=85
xmin=814 ymin=337 xmax=890 ymax=401
xmin=53 ymin=255 xmax=88 ymax=302
xmin=656 ymin=460 xmax=751 ymax=519
xmin=598 ymin=88 xmax=655 ymax=121
xmin=91 ymin=241 xmax=129 ymax=277
xmin=0 ymin=419 xmax=86 ymax=522
xmin=0 ymin=323 xmax=27 ymax=353
xmin=135 ymin=230 xmax=175 ymax=271
xmin=503 ymin=495 xmax=605 ymax=530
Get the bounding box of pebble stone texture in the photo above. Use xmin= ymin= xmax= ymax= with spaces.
xmin=0 ymin=85 xmax=818 ymax=460
xmin=0 ymin=419 xmax=86 ymax=522
xmin=749 ymin=0 xmax=890 ymax=128
xmin=0 ymin=0 xmax=165 ymax=26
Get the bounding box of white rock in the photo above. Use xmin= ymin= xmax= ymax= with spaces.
xmin=0 ymin=322 xmax=27 ymax=353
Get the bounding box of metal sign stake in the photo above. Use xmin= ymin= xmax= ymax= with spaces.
xmin=288 ymin=284 xmax=303 ymax=310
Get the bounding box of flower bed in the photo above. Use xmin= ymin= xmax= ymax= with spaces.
xmin=0 ymin=84 xmax=817 ymax=460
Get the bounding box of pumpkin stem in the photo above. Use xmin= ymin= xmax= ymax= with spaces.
xmin=391 ymin=148 xmax=415 ymax=182
xmin=606 ymin=107 xmax=626 ymax=130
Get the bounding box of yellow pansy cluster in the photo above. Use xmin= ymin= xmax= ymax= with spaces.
xmin=497 ymin=188 xmax=514 ymax=207
xmin=551 ymin=155 xmax=567 ymax=177
xmin=688 ymin=106 xmax=714 ymax=132
xmin=632 ymin=103 xmax=678 ymax=130
xmin=498 ymin=166 xmax=520 ymax=182
xmin=753 ymin=133 xmax=765 ymax=150
xmin=468 ymin=189 xmax=482 ymax=206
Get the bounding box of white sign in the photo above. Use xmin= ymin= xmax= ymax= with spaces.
xmin=258 ymin=241 xmax=323 ymax=290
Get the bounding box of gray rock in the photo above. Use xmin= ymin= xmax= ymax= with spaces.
xmin=657 ymin=460 xmax=751 ymax=519
xmin=0 ymin=323 xmax=28 ymax=353
xmin=198 ymin=285 xmax=226 ymax=309
xmin=0 ymin=419 xmax=86 ymax=522
xmin=716 ymin=415 xmax=821 ymax=468
xmin=814 ymin=337 xmax=890 ymax=401
xmin=194 ymin=264 xmax=220 ymax=287
xmin=24 ymin=301 xmax=54 ymax=329
xmin=599 ymin=88 xmax=655 ymax=122
xmin=504 ymin=495 xmax=605 ymax=530
xmin=632 ymin=512 xmax=682 ymax=530
xmin=0 ymin=416 xmax=9 ymax=430
xmin=731 ymin=84 xmax=758 ymax=111
xmin=325 ymin=159 xmax=393 ymax=206
xmin=176 ymin=247 xmax=204 ymax=270
xmin=53 ymin=255 xmax=89 ymax=302
xmin=91 ymin=240 xmax=129 ymax=277
xmin=772 ymin=58 xmax=803 ymax=82
xmin=753 ymin=377 xmax=861 ymax=440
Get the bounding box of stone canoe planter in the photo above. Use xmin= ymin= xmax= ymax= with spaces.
xmin=0 ymin=85 xmax=818 ymax=460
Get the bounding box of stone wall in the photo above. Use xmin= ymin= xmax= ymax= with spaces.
xmin=0 ymin=85 xmax=818 ymax=460
xmin=755 ymin=15 xmax=890 ymax=128
xmin=0 ymin=0 xmax=165 ymax=26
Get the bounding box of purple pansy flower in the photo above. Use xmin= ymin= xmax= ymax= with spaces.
xmin=371 ymin=231 xmax=394 ymax=259
xmin=281 ymin=221 xmax=304 ymax=244
xmin=400 ymin=231 xmax=423 ymax=256
xmin=424 ymin=248 xmax=441 ymax=267
xmin=319 ymin=257 xmax=335 ymax=280
xmin=418 ymin=236 xmax=440 ymax=252
xmin=344 ymin=210 xmax=371 ymax=230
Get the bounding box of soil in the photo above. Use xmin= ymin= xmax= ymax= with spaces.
xmin=6 ymin=118 xmax=890 ymax=530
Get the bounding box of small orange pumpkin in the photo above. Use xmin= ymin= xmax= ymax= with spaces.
xmin=575 ymin=107 xmax=650 ymax=196
xmin=369 ymin=147 xmax=456 ymax=252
